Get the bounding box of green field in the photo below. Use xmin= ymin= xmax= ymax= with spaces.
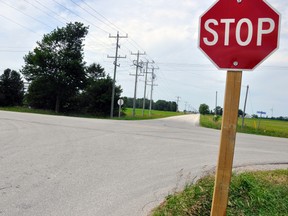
xmin=120 ymin=108 xmax=183 ymax=120
xmin=200 ymin=115 xmax=288 ymax=138
xmin=151 ymin=169 xmax=288 ymax=216
xmin=0 ymin=106 xmax=183 ymax=120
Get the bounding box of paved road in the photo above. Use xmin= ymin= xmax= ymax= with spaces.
xmin=0 ymin=111 xmax=287 ymax=216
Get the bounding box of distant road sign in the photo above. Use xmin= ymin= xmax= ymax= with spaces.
xmin=117 ymin=99 xmax=124 ymax=106
xmin=257 ymin=111 xmax=266 ymax=115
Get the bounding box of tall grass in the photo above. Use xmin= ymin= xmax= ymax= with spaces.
xmin=151 ymin=169 xmax=288 ymax=216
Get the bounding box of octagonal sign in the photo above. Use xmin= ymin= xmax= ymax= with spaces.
xmin=199 ymin=0 xmax=280 ymax=70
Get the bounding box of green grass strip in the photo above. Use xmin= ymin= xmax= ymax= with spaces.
xmin=200 ymin=114 xmax=288 ymax=138
xmin=151 ymin=169 xmax=288 ymax=216
xmin=0 ymin=107 xmax=183 ymax=120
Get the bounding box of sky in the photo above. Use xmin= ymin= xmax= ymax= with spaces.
xmin=0 ymin=0 xmax=287 ymax=117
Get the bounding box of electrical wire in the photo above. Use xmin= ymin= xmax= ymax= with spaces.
xmin=51 ymin=0 xmax=110 ymax=34
xmin=24 ymin=0 xmax=67 ymax=26
xmin=70 ymin=0 xmax=118 ymax=33
xmin=0 ymin=14 xmax=42 ymax=36
xmin=0 ymin=0 xmax=54 ymax=29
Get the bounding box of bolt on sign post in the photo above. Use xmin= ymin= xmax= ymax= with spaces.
xmin=198 ymin=0 xmax=280 ymax=215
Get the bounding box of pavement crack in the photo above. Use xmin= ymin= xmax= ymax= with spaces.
xmin=0 ymin=185 xmax=12 ymax=190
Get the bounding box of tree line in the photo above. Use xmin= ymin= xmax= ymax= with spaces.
xmin=0 ymin=69 xmax=24 ymax=107
xmin=198 ymin=103 xmax=288 ymax=121
xmin=0 ymin=22 xmax=122 ymax=116
xmin=123 ymin=97 xmax=178 ymax=112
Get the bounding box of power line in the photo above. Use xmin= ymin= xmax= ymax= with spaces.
xmin=24 ymin=0 xmax=67 ymax=26
xmin=77 ymin=0 xmax=148 ymax=55
xmin=0 ymin=14 xmax=42 ymax=36
xmin=51 ymin=0 xmax=110 ymax=34
xmin=70 ymin=0 xmax=118 ymax=33
xmin=0 ymin=50 xmax=28 ymax=53
xmin=66 ymin=0 xmax=157 ymax=70
xmin=1 ymin=0 xmax=110 ymax=51
xmin=0 ymin=0 xmax=161 ymax=103
xmin=0 ymin=0 xmax=54 ymax=29
xmin=34 ymin=0 xmax=71 ymax=23
xmin=32 ymin=0 xmax=115 ymax=56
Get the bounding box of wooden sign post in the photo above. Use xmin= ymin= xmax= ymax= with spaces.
xmin=199 ymin=1 xmax=280 ymax=214
xmin=210 ymin=70 xmax=242 ymax=215
xmin=199 ymin=0 xmax=280 ymax=71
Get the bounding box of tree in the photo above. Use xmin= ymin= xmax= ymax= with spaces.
xmin=123 ymin=98 xmax=177 ymax=112
xmin=21 ymin=22 xmax=89 ymax=113
xmin=153 ymin=100 xmax=177 ymax=112
xmin=86 ymin=63 xmax=106 ymax=80
xmin=199 ymin=103 xmax=210 ymax=115
xmin=154 ymin=100 xmax=167 ymax=111
xmin=77 ymin=64 xmax=122 ymax=116
xmin=215 ymin=106 xmax=223 ymax=115
xmin=238 ymin=109 xmax=244 ymax=117
xmin=168 ymin=101 xmax=177 ymax=112
xmin=25 ymin=76 xmax=57 ymax=110
xmin=123 ymin=97 xmax=134 ymax=108
xmin=0 ymin=69 xmax=24 ymax=106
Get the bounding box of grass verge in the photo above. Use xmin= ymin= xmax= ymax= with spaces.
xmin=151 ymin=169 xmax=288 ymax=216
xmin=0 ymin=106 xmax=57 ymax=115
xmin=0 ymin=107 xmax=183 ymax=120
xmin=119 ymin=108 xmax=183 ymax=120
xmin=200 ymin=115 xmax=288 ymax=138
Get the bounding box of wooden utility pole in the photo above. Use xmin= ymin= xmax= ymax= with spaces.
xmin=241 ymin=85 xmax=249 ymax=128
xmin=211 ymin=70 xmax=242 ymax=216
xmin=176 ymin=96 xmax=181 ymax=112
xmin=148 ymin=66 xmax=158 ymax=116
xmin=131 ymin=51 xmax=145 ymax=117
xmin=108 ymin=31 xmax=128 ymax=118
xmin=215 ymin=91 xmax=218 ymax=115
xmin=142 ymin=60 xmax=154 ymax=116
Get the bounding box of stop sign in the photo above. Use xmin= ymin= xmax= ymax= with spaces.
xmin=199 ymin=0 xmax=280 ymax=70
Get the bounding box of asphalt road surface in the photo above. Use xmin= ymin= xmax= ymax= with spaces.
xmin=1 ymin=111 xmax=287 ymax=216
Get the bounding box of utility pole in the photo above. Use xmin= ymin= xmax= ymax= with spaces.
xmin=131 ymin=50 xmax=146 ymax=117
xmin=241 ymin=85 xmax=249 ymax=128
xmin=176 ymin=96 xmax=181 ymax=112
xmin=215 ymin=91 xmax=218 ymax=115
xmin=142 ymin=60 xmax=154 ymax=116
xmin=107 ymin=31 xmax=128 ymax=118
xmin=148 ymin=66 xmax=158 ymax=116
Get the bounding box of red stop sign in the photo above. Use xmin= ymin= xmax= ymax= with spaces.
xmin=199 ymin=0 xmax=280 ymax=70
